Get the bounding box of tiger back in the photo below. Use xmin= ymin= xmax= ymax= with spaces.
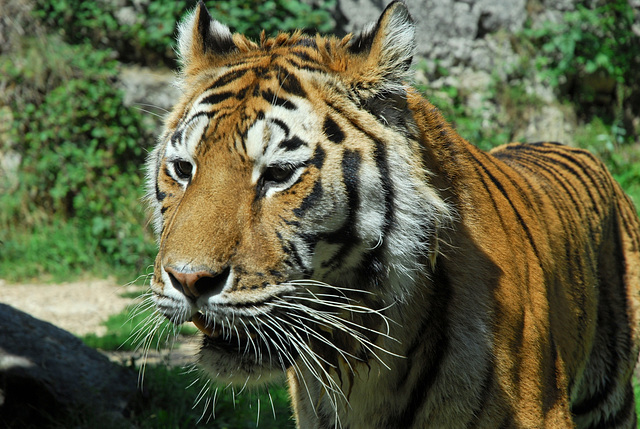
xmin=145 ymin=1 xmax=640 ymax=427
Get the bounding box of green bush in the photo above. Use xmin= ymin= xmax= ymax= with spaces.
xmin=0 ymin=38 xmax=155 ymax=279
xmin=1 ymin=2 xmax=337 ymax=282
xmin=523 ymin=0 xmax=640 ymax=134
xmin=33 ymin=0 xmax=336 ymax=66
xmin=527 ymin=1 xmax=638 ymax=89
xmin=415 ymin=70 xmax=513 ymax=152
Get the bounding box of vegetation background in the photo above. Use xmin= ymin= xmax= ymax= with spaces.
xmin=0 ymin=0 xmax=639 ymax=427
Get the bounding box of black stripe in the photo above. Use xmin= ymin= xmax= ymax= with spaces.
xmin=182 ymin=110 xmax=217 ymax=125
xmin=170 ymin=130 xmax=183 ymax=148
xmin=205 ymin=68 xmax=249 ymax=91
xmin=277 ymin=67 xmax=307 ymax=98
xmin=279 ymin=136 xmax=307 ymax=151
xmin=496 ymin=150 xmax=588 ymax=293
xmin=476 ymin=158 xmax=541 ymax=258
xmin=483 ymin=150 xmax=537 ymax=214
xmin=278 ymin=231 xmax=305 ymax=273
xmin=293 ymin=180 xmax=323 ymax=218
xmin=285 ymin=58 xmax=325 ymax=72
xmin=324 ymin=100 xmax=395 ymax=237
xmin=269 ymin=118 xmax=290 ymax=137
xmin=470 ymin=152 xmax=533 ymax=299
xmin=155 ymin=182 xmax=166 ymax=202
xmin=389 ymin=263 xmax=451 ymax=428
xmin=290 ymin=50 xmax=315 ymax=62
xmin=495 ymin=147 xmax=585 ymax=219
xmin=201 ymin=91 xmax=235 ymax=105
xmin=582 ymin=382 xmax=635 ymax=429
xmin=323 ymin=115 xmax=345 ymax=144
xmin=163 ymin=166 xmax=175 ymax=183
xmin=309 ymin=145 xmax=326 ymax=170
xmin=359 ymin=249 xmax=386 ymax=286
xmin=617 ymin=198 xmax=640 ymax=251
xmin=553 ymin=149 xmax=610 ymax=204
xmin=505 ymin=144 xmax=603 ymax=217
xmin=372 ymin=137 xmax=394 ymax=236
xmin=261 ymin=89 xmax=296 ymax=110
xmin=288 ymin=240 xmax=309 ymax=275
xmin=320 ymin=149 xmax=362 ymax=268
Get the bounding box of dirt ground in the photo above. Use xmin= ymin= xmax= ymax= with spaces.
xmin=0 ymin=278 xmax=200 ymax=366
xmin=0 ymin=278 xmax=139 ymax=336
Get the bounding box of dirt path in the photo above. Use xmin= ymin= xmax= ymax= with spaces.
xmin=0 ymin=278 xmax=200 ymax=366
xmin=0 ymin=278 xmax=139 ymax=336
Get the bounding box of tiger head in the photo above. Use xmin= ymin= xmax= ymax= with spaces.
xmin=146 ymin=0 xmax=451 ymax=385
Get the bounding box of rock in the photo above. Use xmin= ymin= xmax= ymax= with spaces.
xmin=515 ymin=104 xmax=577 ymax=145
xmin=0 ymin=106 xmax=20 ymax=195
xmin=335 ymin=0 xmax=525 ymax=68
xmin=118 ymin=65 xmax=181 ymax=131
xmin=115 ymin=6 xmax=139 ymax=27
xmin=0 ymin=149 xmax=21 ymax=195
xmin=118 ymin=65 xmax=180 ymax=113
xmin=0 ymin=304 xmax=138 ymax=428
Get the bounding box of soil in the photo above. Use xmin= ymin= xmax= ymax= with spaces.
xmin=0 ymin=278 xmax=200 ymax=367
xmin=0 ymin=278 xmax=137 ymax=336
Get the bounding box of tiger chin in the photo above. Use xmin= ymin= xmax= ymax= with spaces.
xmin=145 ymin=1 xmax=640 ymax=428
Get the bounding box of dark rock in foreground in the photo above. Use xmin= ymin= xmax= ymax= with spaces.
xmin=0 ymin=303 xmax=137 ymax=428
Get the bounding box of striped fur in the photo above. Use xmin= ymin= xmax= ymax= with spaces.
xmin=144 ymin=1 xmax=640 ymax=427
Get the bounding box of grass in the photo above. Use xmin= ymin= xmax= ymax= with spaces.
xmin=81 ymin=298 xmax=198 ymax=351
xmin=130 ymin=366 xmax=295 ymax=429
xmin=0 ymin=221 xmax=151 ymax=284
xmin=76 ymin=296 xmax=296 ymax=428
xmin=636 ymin=377 xmax=640 ymax=418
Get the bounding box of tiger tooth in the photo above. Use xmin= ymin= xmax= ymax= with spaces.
xmin=191 ymin=312 xmax=213 ymax=337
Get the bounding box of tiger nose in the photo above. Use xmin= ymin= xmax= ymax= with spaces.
xmin=164 ymin=266 xmax=230 ymax=300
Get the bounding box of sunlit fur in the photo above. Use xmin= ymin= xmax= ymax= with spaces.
xmin=142 ymin=1 xmax=640 ymax=428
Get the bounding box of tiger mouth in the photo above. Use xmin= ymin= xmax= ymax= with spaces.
xmin=191 ymin=312 xmax=232 ymax=338
xmin=190 ymin=312 xmax=299 ymax=365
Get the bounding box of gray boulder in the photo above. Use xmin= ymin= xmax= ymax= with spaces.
xmin=335 ymin=0 xmax=526 ymax=71
xmin=0 ymin=304 xmax=137 ymax=428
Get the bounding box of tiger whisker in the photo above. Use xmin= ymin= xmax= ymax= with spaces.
xmin=287 ymin=294 xmax=399 ymax=338
xmin=268 ymin=299 xmax=399 ymax=347
xmin=134 ymin=102 xmax=170 ymax=113
xmin=272 ymin=301 xmax=402 ymax=370
xmin=266 ymin=312 xmax=352 ymax=409
xmin=283 ymin=279 xmax=377 ymax=295
xmin=260 ymin=315 xmax=321 ymax=417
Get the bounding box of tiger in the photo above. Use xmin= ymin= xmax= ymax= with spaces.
xmin=144 ymin=1 xmax=640 ymax=427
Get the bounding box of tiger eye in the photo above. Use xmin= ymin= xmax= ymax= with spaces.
xmin=174 ymin=160 xmax=193 ymax=180
xmin=263 ymin=165 xmax=296 ymax=184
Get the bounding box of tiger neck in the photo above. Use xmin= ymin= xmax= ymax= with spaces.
xmin=407 ymin=89 xmax=481 ymax=205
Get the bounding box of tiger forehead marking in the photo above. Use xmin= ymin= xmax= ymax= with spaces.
xmin=144 ymin=1 xmax=640 ymax=428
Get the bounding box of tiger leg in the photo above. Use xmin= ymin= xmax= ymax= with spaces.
xmin=571 ymin=205 xmax=640 ymax=429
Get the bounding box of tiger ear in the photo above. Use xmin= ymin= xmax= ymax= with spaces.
xmin=343 ymin=1 xmax=415 ymax=96
xmin=176 ymin=1 xmax=237 ymax=71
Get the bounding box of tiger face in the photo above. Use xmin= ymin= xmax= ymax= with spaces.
xmin=146 ymin=0 xmax=448 ymax=386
